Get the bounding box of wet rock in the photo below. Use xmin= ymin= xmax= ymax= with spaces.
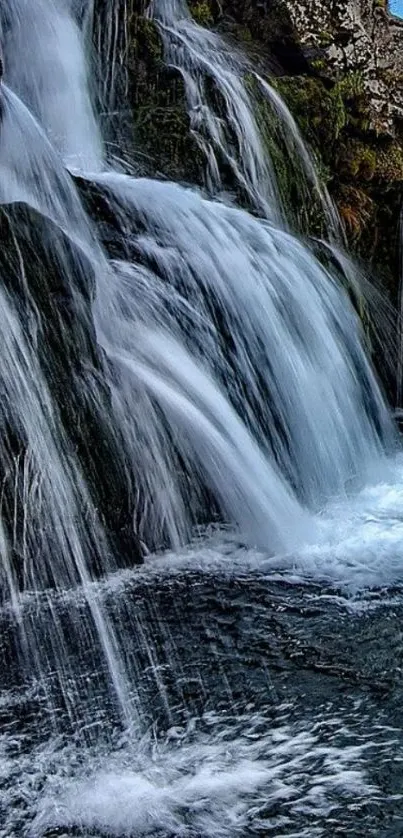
xmin=0 ymin=202 xmax=143 ymax=584
xmin=90 ymin=0 xmax=403 ymax=399
xmin=203 ymin=1 xmax=403 ymax=304
xmin=93 ymin=1 xmax=204 ymax=183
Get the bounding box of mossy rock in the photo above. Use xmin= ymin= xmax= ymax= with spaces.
xmin=376 ymin=142 xmax=403 ymax=182
xmin=337 ymin=139 xmax=377 ymax=181
xmin=274 ymin=72 xmax=403 ymax=288
xmin=188 ymin=1 xmax=215 ymax=26
xmin=127 ymin=14 xmax=205 ymax=182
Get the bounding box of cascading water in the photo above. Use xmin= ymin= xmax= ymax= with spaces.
xmin=148 ymin=0 xmax=278 ymax=214
xmin=0 ymin=0 xmax=103 ymax=170
xmin=0 ymin=85 xmax=97 ymax=229
xmin=1 ymin=0 xmax=403 ymax=835
xmin=91 ymin=172 xmax=392 ymax=515
xmin=148 ymin=0 xmax=339 ymax=231
xmin=90 ymin=0 xmax=131 ymax=152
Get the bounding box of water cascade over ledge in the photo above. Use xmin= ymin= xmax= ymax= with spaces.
xmin=0 ymin=0 xmax=396 ymax=616
xmin=0 ymin=1 xmax=401 ymax=834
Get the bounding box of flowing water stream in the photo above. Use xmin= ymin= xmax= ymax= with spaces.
xmin=1 ymin=0 xmax=403 ymax=835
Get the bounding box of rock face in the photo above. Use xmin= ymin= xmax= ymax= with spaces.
xmin=199 ymin=1 xmax=403 ymax=281
xmin=272 ymin=0 xmax=403 ymax=298
xmin=283 ymin=0 xmax=403 ymax=136
xmin=207 ymin=1 xmax=403 ymax=137
xmin=0 ymin=203 xmax=143 ymax=586
xmin=184 ymin=4 xmax=403 ymax=290
xmin=99 ymin=0 xmax=403 ymax=296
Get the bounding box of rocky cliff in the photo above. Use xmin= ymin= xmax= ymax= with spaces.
xmin=105 ymin=0 xmax=403 ymax=298
xmin=212 ymin=0 xmax=403 ymax=292
xmin=283 ymin=0 xmax=403 ymax=135
xmin=275 ymin=0 xmax=403 ymax=293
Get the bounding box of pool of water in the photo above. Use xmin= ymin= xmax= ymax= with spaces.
xmin=5 ymin=457 xmax=403 ymax=835
xmin=2 ymin=533 xmax=403 ymax=836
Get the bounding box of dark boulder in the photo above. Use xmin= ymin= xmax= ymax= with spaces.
xmin=0 ymin=201 xmax=143 ymax=587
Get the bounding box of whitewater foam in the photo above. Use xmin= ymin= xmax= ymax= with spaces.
xmin=28 ymin=710 xmax=381 ymax=838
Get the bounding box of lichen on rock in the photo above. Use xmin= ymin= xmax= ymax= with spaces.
xmin=201 ymin=0 xmax=403 ymax=290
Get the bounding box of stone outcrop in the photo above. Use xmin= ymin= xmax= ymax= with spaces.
xmin=200 ymin=1 xmax=403 ymax=136
xmin=184 ymin=0 xmax=403 ymax=294
xmin=271 ymin=1 xmax=403 ymax=296
xmin=282 ymin=0 xmax=403 ymax=136
xmin=0 ymin=203 xmax=143 ymax=586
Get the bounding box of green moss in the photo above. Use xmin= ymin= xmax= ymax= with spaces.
xmin=376 ymin=143 xmax=403 ymax=181
xmin=311 ymin=58 xmax=326 ymax=72
xmin=275 ymin=72 xmax=369 ymax=155
xmin=272 ymin=66 xmax=403 ymax=293
xmin=335 ymin=71 xmax=365 ymax=99
xmin=236 ymin=25 xmax=253 ymax=42
xmin=337 ymin=139 xmax=377 ymax=181
xmin=317 ymin=30 xmax=333 ymax=47
xmin=190 ymin=1 xmax=214 ymax=26
xmin=274 ymin=76 xmax=337 ymax=152
xmin=331 ymin=73 xmax=368 ymax=136
xmin=244 ymin=75 xmax=327 ymax=235
xmin=127 ymin=13 xmax=205 ymax=182
xmin=129 ymin=15 xmax=163 ymax=62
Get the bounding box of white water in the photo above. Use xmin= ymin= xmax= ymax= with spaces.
xmin=149 ymin=0 xmax=278 ymax=214
xmin=0 ymin=285 xmax=134 ymax=725
xmin=0 ymin=0 xmax=103 ymax=170
xmin=0 ymin=0 xmax=399 ymax=583
xmin=0 ymin=86 xmax=96 ymax=232
xmin=0 ymin=1 xmax=402 ymax=833
xmin=93 ymin=173 xmax=392 ymax=511
xmin=146 ymin=464 xmax=403 ymax=595
xmin=28 ymin=711 xmax=381 ymax=838
xmin=90 ymin=0 xmax=130 ymax=147
xmin=149 ymin=0 xmax=338 ymax=231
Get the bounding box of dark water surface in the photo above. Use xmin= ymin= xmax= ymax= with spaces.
xmin=2 ymin=534 xmax=403 ymax=838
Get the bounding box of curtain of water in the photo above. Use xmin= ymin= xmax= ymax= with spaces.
xmin=0 ymin=0 xmax=395 ymax=732
xmin=0 ymin=283 xmax=134 ymax=726
xmin=148 ymin=0 xmax=340 ymax=235
xmin=0 ymin=0 xmax=103 ymax=171
xmin=148 ymin=0 xmax=279 ymax=216
xmin=91 ymin=173 xmax=392 ymax=515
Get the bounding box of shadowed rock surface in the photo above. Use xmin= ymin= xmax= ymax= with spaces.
xmin=0 ymin=202 xmax=143 ymax=582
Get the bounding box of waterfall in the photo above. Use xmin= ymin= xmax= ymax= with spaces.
xmin=0 ymin=281 xmax=135 ymax=724
xmin=91 ymin=173 xmax=392 ymax=516
xmin=0 ymin=0 xmax=103 ymax=170
xmin=0 ymin=0 xmax=398 ymax=744
xmin=148 ymin=0 xmax=338 ymax=231
xmin=148 ymin=0 xmax=279 ymax=215
xmin=0 ymin=86 xmax=97 ymax=230
xmin=0 ymin=0 xmax=395 ymax=580
xmin=2 ymin=2 xmax=403 ymax=835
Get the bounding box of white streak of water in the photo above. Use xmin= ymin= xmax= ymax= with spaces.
xmin=1 ymin=0 xmax=103 ymax=170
